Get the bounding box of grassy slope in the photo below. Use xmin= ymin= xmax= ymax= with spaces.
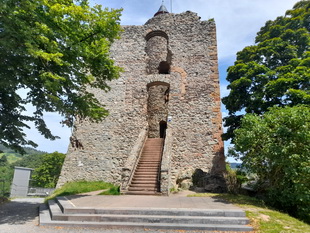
xmin=3 ymin=153 xmax=22 ymax=164
xmin=189 ymin=193 xmax=310 ymax=232
xmin=46 ymin=181 xmax=119 ymax=201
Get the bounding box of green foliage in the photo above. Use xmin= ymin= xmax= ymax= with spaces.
xmin=0 ymin=0 xmax=122 ymax=152
xmin=188 ymin=193 xmax=310 ymax=232
xmin=0 ymin=165 xmax=13 ymax=197
xmin=229 ymin=105 xmax=310 ymax=223
xmin=31 ymin=152 xmax=65 ymax=188
xmin=99 ymin=186 xmax=120 ymax=195
xmin=46 ymin=181 xmax=116 ymax=201
xmin=222 ymin=1 xmax=310 ymax=140
xmin=0 ymin=145 xmax=59 ymax=196
xmin=0 ymin=155 xmax=8 ymax=166
xmin=224 ymin=163 xmax=248 ymax=194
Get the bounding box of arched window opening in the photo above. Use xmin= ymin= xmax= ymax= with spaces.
xmin=158 ymin=61 xmax=170 ymax=74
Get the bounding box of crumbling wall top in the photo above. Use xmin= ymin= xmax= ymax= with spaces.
xmin=145 ymin=11 xmax=212 ymax=26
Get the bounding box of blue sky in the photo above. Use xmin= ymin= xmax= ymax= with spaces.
xmin=24 ymin=0 xmax=300 ymax=161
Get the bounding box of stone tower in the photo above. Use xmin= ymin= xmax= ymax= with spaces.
xmin=58 ymin=5 xmax=226 ymax=195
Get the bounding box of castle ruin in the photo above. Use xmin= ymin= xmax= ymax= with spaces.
xmin=57 ymin=4 xmax=226 ymax=195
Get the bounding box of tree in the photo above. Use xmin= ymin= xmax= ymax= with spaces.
xmin=229 ymin=105 xmax=310 ymax=222
xmin=0 ymin=0 xmax=122 ymax=151
xmin=222 ymin=1 xmax=310 ymax=140
xmin=0 ymin=155 xmax=8 ymax=166
xmin=31 ymin=152 xmax=66 ymax=188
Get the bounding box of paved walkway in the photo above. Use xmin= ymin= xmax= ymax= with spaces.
xmin=66 ymin=191 xmax=242 ymax=210
xmin=0 ymin=191 xmax=245 ymax=233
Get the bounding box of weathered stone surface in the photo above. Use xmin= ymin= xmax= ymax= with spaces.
xmin=57 ymin=11 xmax=226 ymax=194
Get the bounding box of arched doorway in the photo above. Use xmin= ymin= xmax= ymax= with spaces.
xmin=159 ymin=121 xmax=167 ymax=138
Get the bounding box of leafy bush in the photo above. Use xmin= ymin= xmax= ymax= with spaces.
xmin=31 ymin=152 xmax=65 ymax=188
xmin=229 ymin=105 xmax=310 ymax=223
xmin=225 ymin=163 xmax=248 ymax=194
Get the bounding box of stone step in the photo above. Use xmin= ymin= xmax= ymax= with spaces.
xmin=139 ymin=158 xmax=161 ymax=161
xmin=131 ymin=180 xmax=158 ymax=184
xmin=137 ymin=164 xmax=159 ymax=167
xmin=128 ymin=187 xmax=158 ymax=192
xmin=142 ymin=148 xmax=162 ymax=150
xmin=125 ymin=191 xmax=161 ymax=196
xmin=40 ymin=199 xmax=253 ymax=231
xmin=133 ymin=175 xmax=157 ymax=179
xmin=140 ymin=154 xmax=162 ymax=157
xmin=134 ymin=170 xmax=158 ymax=174
xmin=138 ymin=159 xmax=161 ymax=162
xmin=132 ymin=178 xmax=158 ymax=183
xmin=138 ymin=160 xmax=161 ymax=163
xmin=137 ymin=163 xmax=160 ymax=167
xmin=134 ymin=171 xmax=158 ymax=175
xmin=126 ymin=137 xmax=163 ymax=195
xmin=129 ymin=184 xmax=158 ymax=188
xmin=135 ymin=166 xmax=158 ymax=170
xmin=140 ymin=156 xmax=161 ymax=159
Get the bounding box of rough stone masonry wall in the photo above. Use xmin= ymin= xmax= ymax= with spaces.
xmin=148 ymin=85 xmax=169 ymax=138
xmin=57 ymin=11 xmax=225 ymax=192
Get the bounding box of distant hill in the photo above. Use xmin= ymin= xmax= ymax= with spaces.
xmin=0 ymin=144 xmax=46 ymax=164
xmin=230 ymin=162 xmax=242 ymax=169
xmin=0 ymin=144 xmax=46 ymax=155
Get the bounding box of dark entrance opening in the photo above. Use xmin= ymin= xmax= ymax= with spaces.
xmin=158 ymin=61 xmax=170 ymax=74
xmin=159 ymin=121 xmax=167 ymax=138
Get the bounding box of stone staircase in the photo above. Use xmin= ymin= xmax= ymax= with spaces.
xmin=126 ymin=138 xmax=164 ymax=195
xmin=40 ymin=196 xmax=253 ymax=231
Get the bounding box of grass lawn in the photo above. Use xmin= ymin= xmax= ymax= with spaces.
xmin=46 ymin=181 xmax=120 ymax=201
xmin=188 ymin=193 xmax=310 ymax=232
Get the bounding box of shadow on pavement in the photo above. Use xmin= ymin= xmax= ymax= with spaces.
xmin=0 ymin=198 xmax=44 ymax=225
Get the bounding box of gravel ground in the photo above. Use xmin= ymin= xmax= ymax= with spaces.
xmin=0 ymin=198 xmax=216 ymax=233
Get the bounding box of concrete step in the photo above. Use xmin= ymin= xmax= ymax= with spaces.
xmin=49 ymin=203 xmax=250 ymax=225
xmin=58 ymin=214 xmax=249 ymax=225
xmin=52 ymin=197 xmax=248 ymax=217
xmin=40 ymin=198 xmax=253 ymax=231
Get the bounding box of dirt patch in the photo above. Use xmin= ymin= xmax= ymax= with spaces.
xmin=259 ymin=213 xmax=270 ymax=221
xmin=0 ymin=196 xmax=9 ymax=204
